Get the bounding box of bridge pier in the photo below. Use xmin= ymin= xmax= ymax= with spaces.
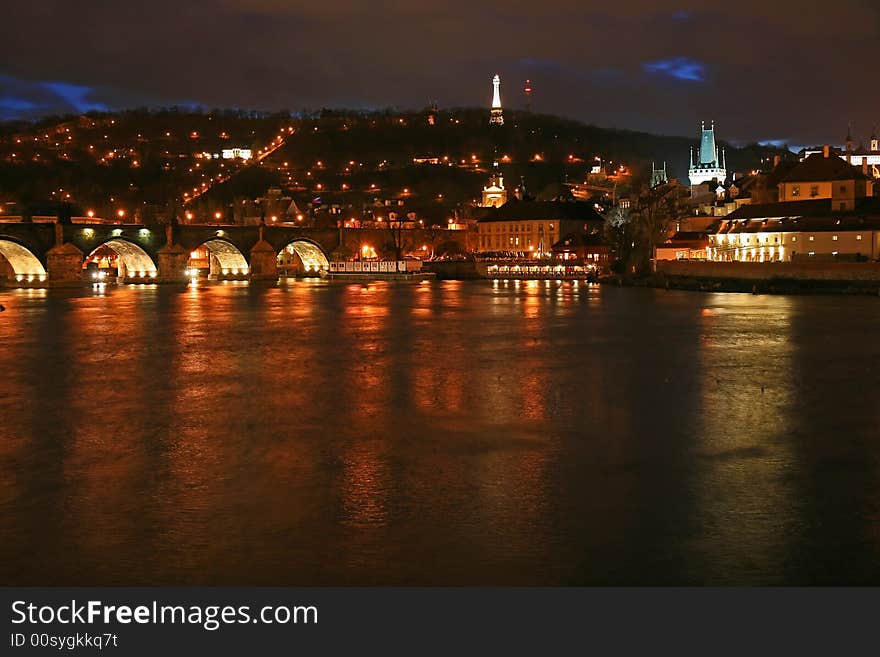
xmin=47 ymin=242 xmax=84 ymax=287
xmin=208 ymin=254 xmax=221 ymax=281
xmin=249 ymin=239 xmax=278 ymax=281
xmin=156 ymin=243 xmax=189 ymax=283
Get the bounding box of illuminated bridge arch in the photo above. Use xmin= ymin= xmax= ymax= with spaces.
xmin=278 ymin=239 xmax=329 ymax=273
xmin=0 ymin=238 xmax=47 ymax=281
xmin=85 ymin=238 xmax=158 ymax=280
xmin=192 ymin=238 xmax=249 ymax=276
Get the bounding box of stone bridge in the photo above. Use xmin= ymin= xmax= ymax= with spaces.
xmin=0 ymin=220 xmax=468 ymax=286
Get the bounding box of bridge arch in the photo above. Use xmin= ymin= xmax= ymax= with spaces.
xmin=0 ymin=238 xmax=47 ymax=282
xmin=188 ymin=238 xmax=249 ymax=277
xmin=277 ymin=238 xmax=330 ymax=274
xmin=84 ymin=238 xmax=157 ymax=281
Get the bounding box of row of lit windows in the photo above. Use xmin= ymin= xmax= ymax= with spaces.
xmin=712 ymin=233 xmax=863 ymax=246
xmin=789 ymin=185 xmax=821 ymax=198
xmin=479 ymin=223 xmax=554 ymax=233
xmin=790 ymin=184 xmax=849 ymax=197
xmin=479 ymin=236 xmax=535 ymax=248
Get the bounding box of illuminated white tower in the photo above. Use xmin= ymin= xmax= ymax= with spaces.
xmin=688 ymin=120 xmax=726 ymax=186
xmin=490 ymin=74 xmax=504 ymax=125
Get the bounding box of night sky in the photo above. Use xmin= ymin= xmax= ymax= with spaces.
xmin=2 ymin=1 xmax=877 ymax=147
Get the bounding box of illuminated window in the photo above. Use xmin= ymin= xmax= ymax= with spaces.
xmin=857 ymin=234 xmax=863 ymax=240
xmin=832 ymin=235 xmax=838 ymax=241
xmin=791 ymin=185 xmax=800 ymax=197
xmin=792 ymin=236 xmax=797 ymax=242
xmin=809 ymin=236 xmax=814 ymax=241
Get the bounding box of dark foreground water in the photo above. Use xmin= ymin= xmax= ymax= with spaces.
xmin=1 ymin=280 xmax=880 ymax=585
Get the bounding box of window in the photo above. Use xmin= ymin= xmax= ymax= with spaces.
xmin=857 ymin=234 xmax=863 ymax=240
xmin=809 ymin=236 xmax=814 ymax=241
xmin=839 ymin=203 xmax=846 ymax=211
xmin=810 ymin=185 xmax=819 ymax=197
xmin=791 ymin=185 xmax=800 ymax=197
xmin=840 ymin=185 xmax=846 ymax=194
xmin=792 ymin=236 xmax=797 ymax=242
xmin=832 ymin=235 xmax=838 ymax=241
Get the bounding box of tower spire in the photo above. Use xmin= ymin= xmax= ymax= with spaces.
xmin=489 ymin=74 xmax=504 ymax=125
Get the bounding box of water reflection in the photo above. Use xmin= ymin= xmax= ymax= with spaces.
xmin=2 ymin=282 xmax=880 ymax=584
xmin=692 ymin=294 xmax=798 ymax=584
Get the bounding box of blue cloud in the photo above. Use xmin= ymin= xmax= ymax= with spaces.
xmin=642 ymin=57 xmax=707 ymax=82
xmin=0 ymin=96 xmax=40 ymax=112
xmin=0 ymin=73 xmax=113 ymax=120
xmin=41 ymin=81 xmax=108 ymax=113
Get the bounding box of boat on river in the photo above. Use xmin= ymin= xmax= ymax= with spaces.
xmin=320 ymin=260 xmax=436 ymax=281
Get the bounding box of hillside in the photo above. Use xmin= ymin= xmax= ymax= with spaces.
xmin=0 ymin=107 xmax=788 ymax=221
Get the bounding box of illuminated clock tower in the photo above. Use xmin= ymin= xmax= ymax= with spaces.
xmin=490 ymin=74 xmax=504 ymax=125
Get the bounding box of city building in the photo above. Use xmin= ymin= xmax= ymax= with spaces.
xmin=490 ymin=74 xmax=504 ymax=126
xmin=778 ymin=148 xmax=872 ymax=210
xmin=688 ymin=121 xmax=726 ymax=187
xmin=705 ymin=151 xmax=880 ymax=262
xmin=707 ymin=200 xmax=880 ymax=262
xmin=650 ymin=161 xmax=668 ymax=188
xmin=476 ymin=200 xmax=604 ymax=257
xmin=481 ymin=163 xmax=507 ymax=208
xmin=552 ymin=230 xmax=611 ymax=267
xmin=222 ymin=148 xmax=253 ymax=161
xmin=655 ymin=232 xmax=710 ymax=261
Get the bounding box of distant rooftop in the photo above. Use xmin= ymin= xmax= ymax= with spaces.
xmin=478 ymin=199 xmax=603 ymax=223
xmin=781 ymin=152 xmax=867 ymax=183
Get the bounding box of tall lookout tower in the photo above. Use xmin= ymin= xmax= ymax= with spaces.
xmin=490 ymin=74 xmax=504 ymax=126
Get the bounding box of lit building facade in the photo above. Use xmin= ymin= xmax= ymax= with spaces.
xmin=476 ymin=200 xmax=604 ymax=257
xmin=707 ymin=209 xmax=880 ymax=262
xmin=707 ymin=152 xmax=879 ymax=262
xmin=222 ymin=148 xmax=252 ymax=161
xmin=481 ymin=164 xmax=507 ymax=208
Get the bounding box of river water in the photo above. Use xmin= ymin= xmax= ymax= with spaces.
xmin=1 ymin=280 xmax=879 ymax=585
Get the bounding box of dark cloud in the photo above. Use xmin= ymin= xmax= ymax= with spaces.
xmin=1 ymin=1 xmax=878 ymax=146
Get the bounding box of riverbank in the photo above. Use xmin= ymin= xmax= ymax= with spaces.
xmin=608 ymin=273 xmax=880 ymax=296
